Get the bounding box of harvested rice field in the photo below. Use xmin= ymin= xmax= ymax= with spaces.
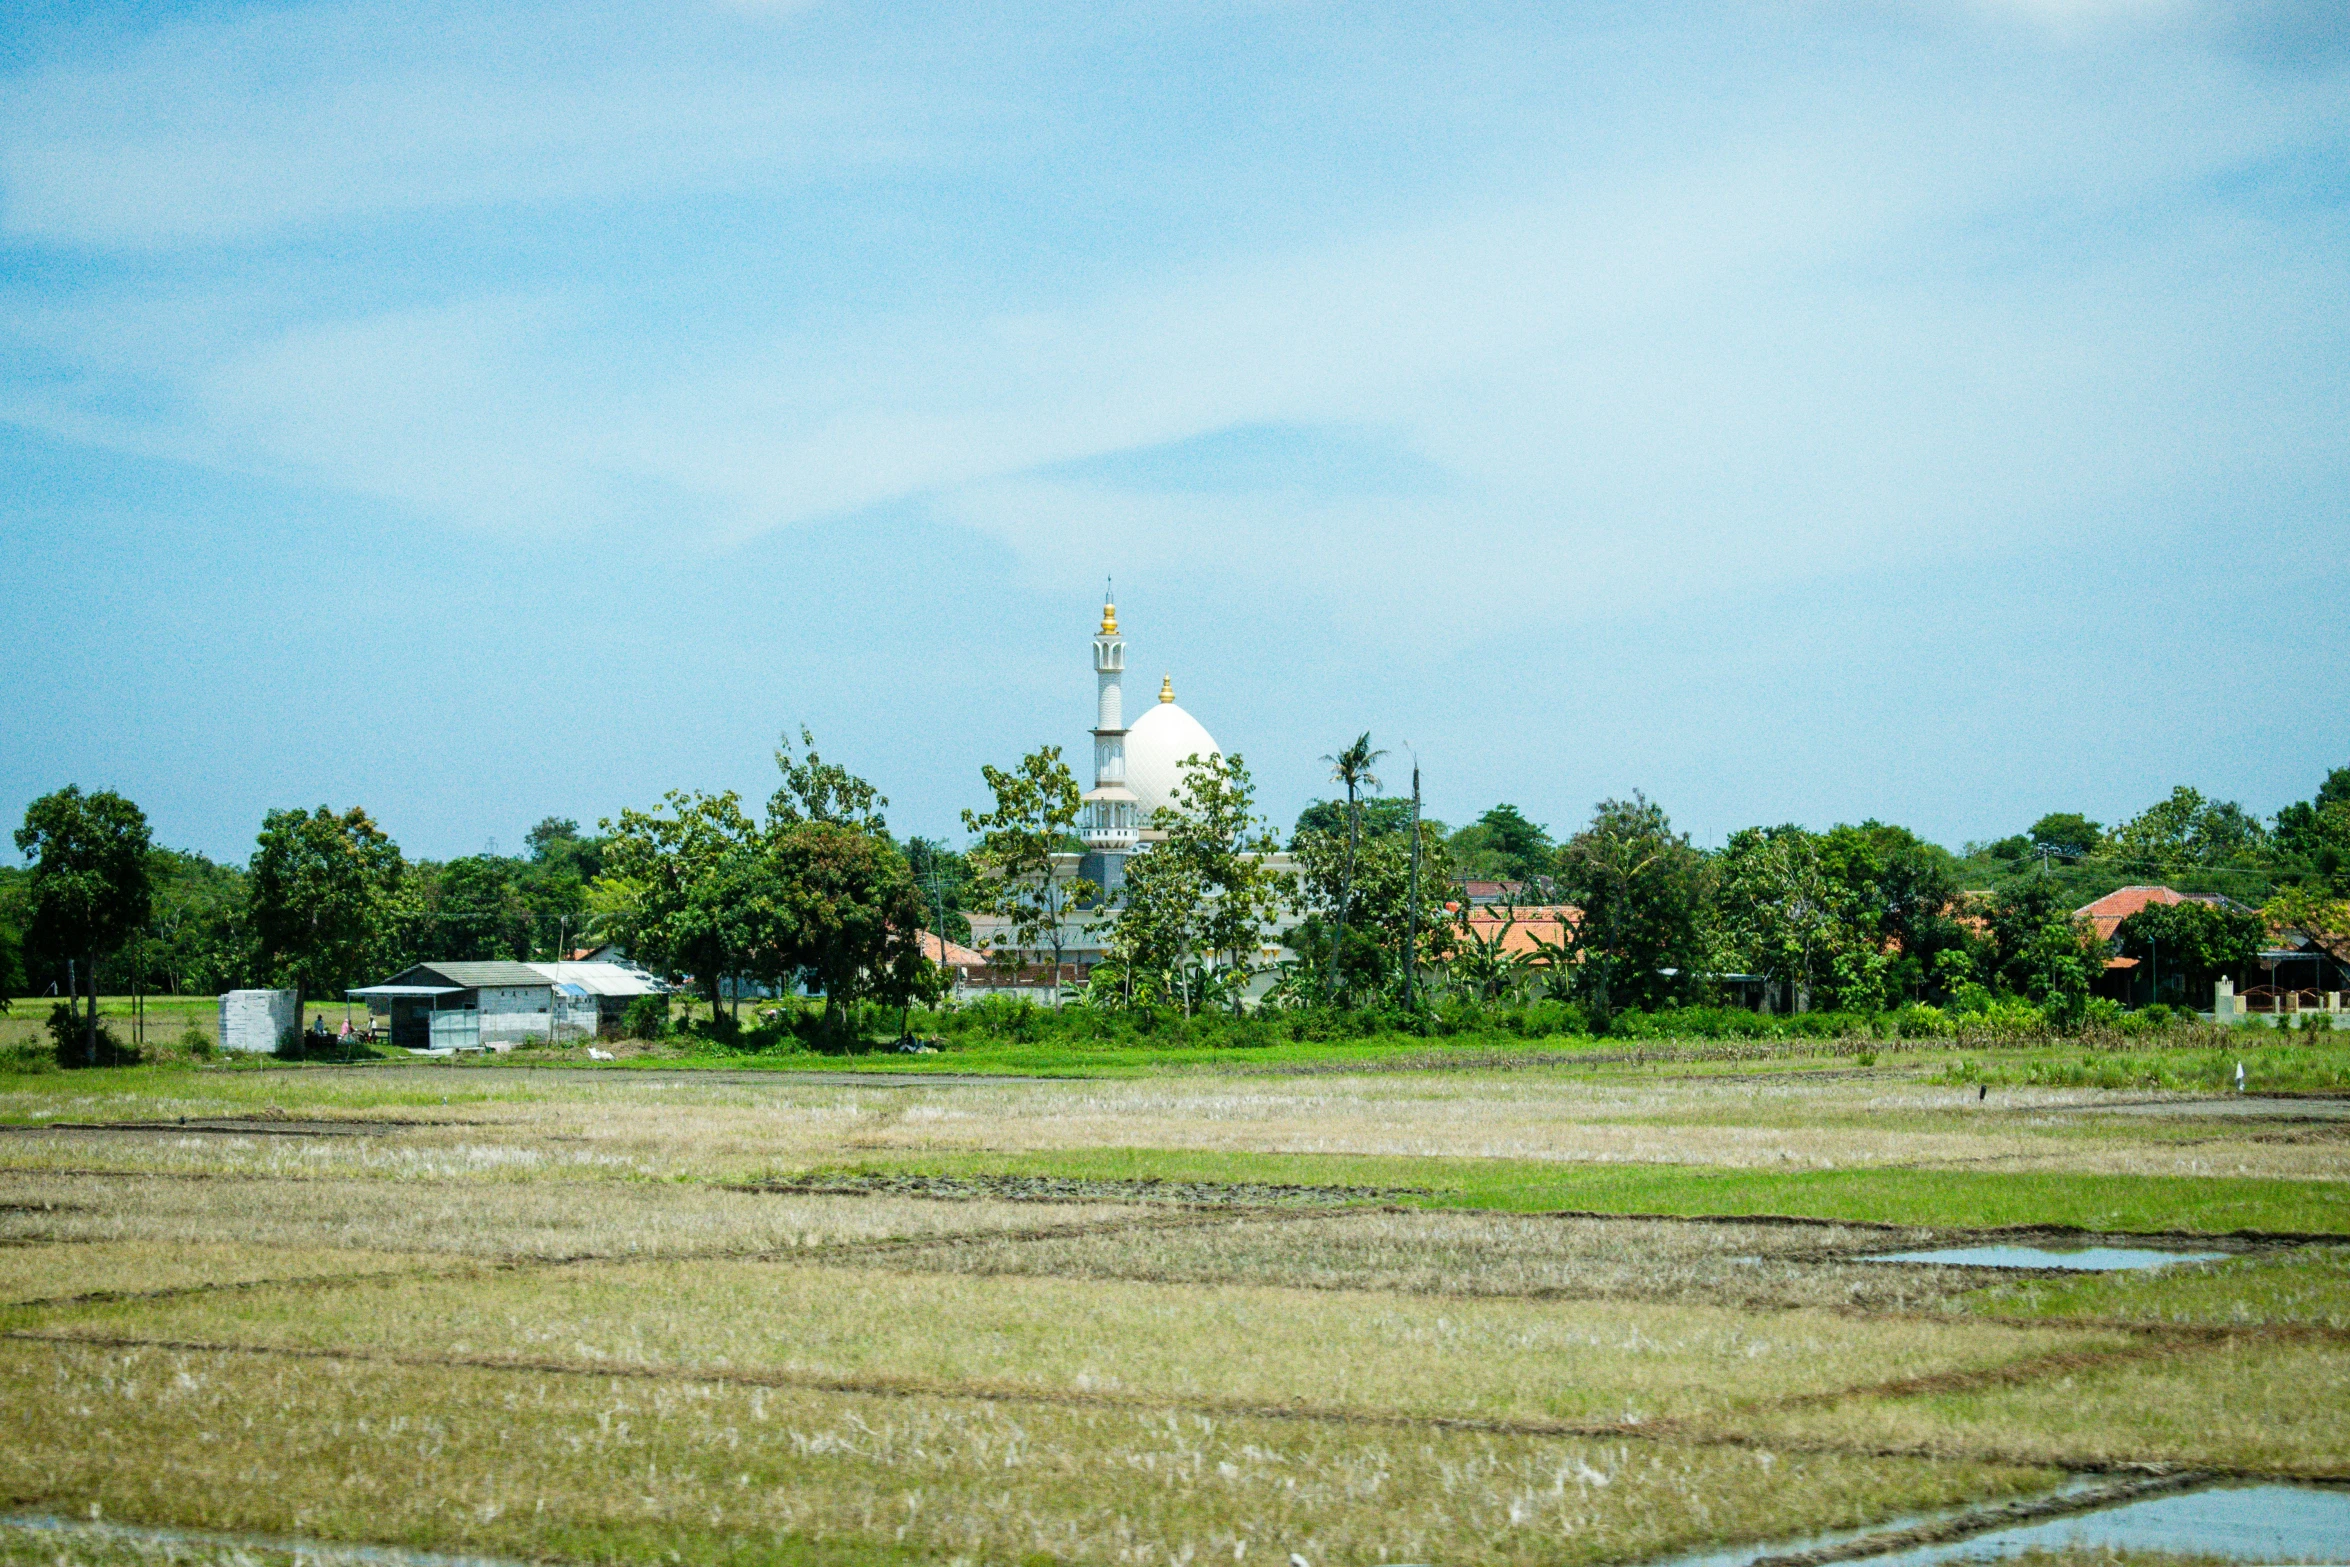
xmin=1 ymin=1060 xmax=2344 ymax=1567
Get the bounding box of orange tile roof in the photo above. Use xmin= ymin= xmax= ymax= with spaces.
xmin=915 ymin=929 xmax=989 ymax=967
xmin=2074 ymin=885 xmax=2191 ymax=943
xmin=1455 ymin=904 xmax=1582 ymax=961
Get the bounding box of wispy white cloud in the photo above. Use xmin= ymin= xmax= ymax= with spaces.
xmin=2 ymin=0 xmax=2343 ymax=621
xmin=0 ymin=0 xmax=925 ymax=247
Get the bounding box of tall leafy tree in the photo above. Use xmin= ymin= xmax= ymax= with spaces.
xmin=1554 ymin=793 xmax=1706 ymax=1022
xmin=962 ymin=746 xmax=1097 ymax=999
xmin=1714 ymin=826 xmax=1849 ymax=1011
xmin=248 ymin=805 xmax=403 ymax=1028
xmin=768 ymin=821 xmax=930 ymax=1038
xmin=1115 ymin=752 xmax=1290 ymax=1014
xmin=16 ymin=787 xmax=153 ymax=1064
xmin=141 ymin=848 xmax=251 ymax=995
xmin=1815 ymin=821 xmax=1967 ymax=1005
xmin=1319 ymin=733 xmax=1385 ymax=1003
xmin=2028 ymin=813 xmax=2103 ymax=864
xmin=2273 ymin=767 xmax=2350 ymax=889
xmin=1290 ymin=816 xmax=1452 ymax=1002
xmin=901 ymin=836 xmax=975 ymax=945
xmin=431 ymin=855 xmax=536 ymax=961
xmin=2105 ymin=786 xmax=2268 ymax=873
xmin=522 ymin=817 xmax=604 ymax=956
xmin=1449 ymin=804 xmax=1553 ymax=884
xmin=1291 ymin=797 xmax=1416 ymax=843
xmin=1983 ymin=878 xmax=2102 ymax=1020
xmin=1105 ymin=829 xmax=1205 ymax=1008
xmin=595 ymin=791 xmax=766 ymax=1017
xmin=771 ymin=726 xmax=889 ymax=831
xmin=2113 ymin=899 xmax=2263 ymax=1008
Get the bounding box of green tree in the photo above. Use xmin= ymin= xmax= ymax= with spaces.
xmin=1105 ymin=831 xmax=1205 ymax=1009
xmin=1115 ymin=752 xmax=1290 ymax=1014
xmin=961 ymin=746 xmax=1097 ymax=1001
xmin=901 ymin=836 xmax=974 ymax=946
xmin=595 ymin=790 xmax=766 ymax=1017
xmin=1555 ymin=793 xmax=1706 ymax=1023
xmin=768 ymin=821 xmax=930 ymax=1039
xmin=2265 ymin=883 xmax=2349 ymax=938
xmin=1318 ymin=733 xmax=1386 ymax=1003
xmin=2028 ymin=812 xmax=2103 ymax=863
xmin=1815 ymin=821 xmax=1968 ymax=1004
xmin=1714 ymin=825 xmax=1848 ymax=1012
xmin=2273 ymin=768 xmax=2350 ymax=888
xmin=771 ymin=726 xmax=889 ymax=832
xmin=2113 ymin=899 xmax=2264 ymax=1009
xmin=431 ymin=855 xmax=536 ymax=961
xmin=1449 ymin=804 xmax=1552 ymax=884
xmin=1290 ymin=817 xmax=1452 ymax=1003
xmin=1291 ymin=797 xmax=1416 ymax=843
xmin=521 ymin=817 xmax=604 ymax=956
xmin=2105 ymin=786 xmax=2268 ymax=873
xmin=0 ymin=919 xmax=22 ymax=1008
xmin=248 ymin=805 xmax=403 ymax=1031
xmin=15 ymin=787 xmax=153 ymax=1064
xmin=139 ymin=847 xmax=251 ymax=996
xmin=1983 ymin=878 xmax=2102 ymax=1019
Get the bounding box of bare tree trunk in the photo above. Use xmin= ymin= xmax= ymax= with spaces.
xmin=84 ymin=950 xmax=98 ymax=1066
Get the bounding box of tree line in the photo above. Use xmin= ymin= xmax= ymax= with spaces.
xmin=8 ymin=732 xmax=2343 ymax=1056
xmin=1273 ymin=762 xmax=2348 ymax=1027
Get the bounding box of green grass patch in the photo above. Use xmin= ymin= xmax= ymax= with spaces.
xmin=1975 ymin=1244 xmax=2350 ymax=1328
xmin=815 ymin=1146 xmax=2350 ymax=1236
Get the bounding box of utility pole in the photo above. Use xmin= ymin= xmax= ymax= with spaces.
xmin=1404 ymin=752 xmax=1421 ymax=1013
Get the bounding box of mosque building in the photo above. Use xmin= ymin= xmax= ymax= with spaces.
xmin=1076 ymin=587 xmax=1222 ymax=896
xmin=960 ymin=589 xmax=1295 ymax=994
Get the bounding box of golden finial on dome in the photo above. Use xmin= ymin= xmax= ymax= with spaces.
xmin=1159 ymin=674 xmax=1174 ymax=703
xmin=1100 ymin=578 xmax=1117 ymax=635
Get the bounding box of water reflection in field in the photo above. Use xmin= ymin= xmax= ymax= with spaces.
xmin=1861 ymin=1244 xmax=2231 ymax=1271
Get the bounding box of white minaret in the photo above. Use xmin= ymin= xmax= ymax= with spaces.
xmin=1081 ymin=586 xmax=1140 ymax=851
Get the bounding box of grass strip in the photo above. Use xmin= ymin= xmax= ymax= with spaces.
xmin=0 ymin=1337 xmax=2060 ymax=1567
xmin=10 ymin=1324 xmax=2316 ymax=1481
xmin=820 ymin=1147 xmax=2350 ymax=1235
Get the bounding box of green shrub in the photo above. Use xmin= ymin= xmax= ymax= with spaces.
xmin=180 ymin=1023 xmax=214 ymax=1060
xmin=48 ymin=1002 xmax=139 ymax=1068
xmin=1968 ymin=997 xmax=2049 ymax=1037
xmin=1887 ymin=1003 xmax=1952 ymax=1039
xmin=623 ymin=994 xmax=671 ymax=1040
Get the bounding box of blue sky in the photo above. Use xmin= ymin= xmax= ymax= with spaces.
xmin=3 ymin=0 xmax=2345 ymax=864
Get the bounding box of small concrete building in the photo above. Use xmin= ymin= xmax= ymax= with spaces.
xmin=354 ymin=960 xmax=664 ymax=1050
xmin=218 ymin=988 xmax=299 ymax=1054
xmin=529 ymin=961 xmax=669 ymax=1031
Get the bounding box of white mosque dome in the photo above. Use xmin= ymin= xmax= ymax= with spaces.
xmin=1124 ymin=689 xmax=1221 ymax=823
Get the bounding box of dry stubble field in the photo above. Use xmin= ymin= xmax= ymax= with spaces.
xmin=0 ymin=1061 xmax=2345 ymax=1567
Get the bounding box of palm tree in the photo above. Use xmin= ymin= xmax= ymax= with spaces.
xmin=1321 ymin=733 xmax=1386 ymax=1003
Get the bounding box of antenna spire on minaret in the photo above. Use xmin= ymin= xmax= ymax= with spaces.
xmin=1100 ymin=578 xmax=1117 ymax=635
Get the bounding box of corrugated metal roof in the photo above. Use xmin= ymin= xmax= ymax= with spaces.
xmin=529 ymin=961 xmax=666 ymax=997
xmin=405 ymin=961 xmax=553 ymax=988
